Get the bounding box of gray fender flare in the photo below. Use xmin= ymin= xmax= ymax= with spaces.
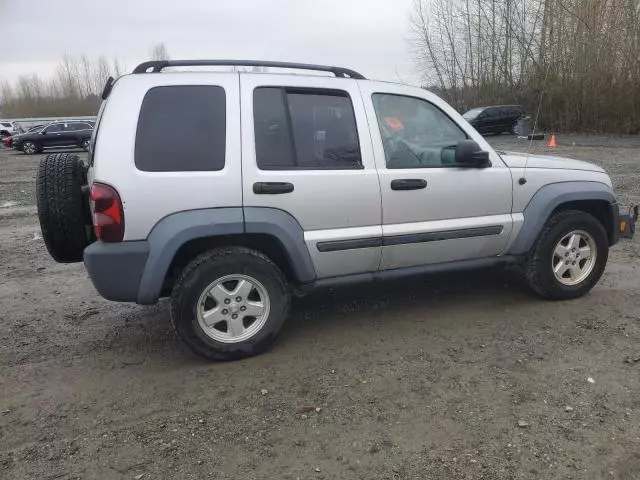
xmin=137 ymin=208 xmax=244 ymax=304
xmin=244 ymin=207 xmax=316 ymax=284
xmin=509 ymin=181 xmax=615 ymax=255
xmin=136 ymin=207 xmax=316 ymax=304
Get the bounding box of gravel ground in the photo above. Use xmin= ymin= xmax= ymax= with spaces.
xmin=1 ymin=136 xmax=639 ymax=480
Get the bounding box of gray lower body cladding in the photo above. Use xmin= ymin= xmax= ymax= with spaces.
xmin=508 ymin=181 xmax=618 ymax=255
xmin=83 ymin=207 xmax=317 ymax=305
xmin=84 ymin=241 xmax=149 ymax=302
xmin=82 ymin=189 xmax=625 ymax=305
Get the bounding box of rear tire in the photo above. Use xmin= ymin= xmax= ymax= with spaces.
xmin=36 ymin=153 xmax=93 ymax=263
xmin=170 ymin=247 xmax=290 ymax=361
xmin=22 ymin=141 xmax=40 ymax=154
xmin=524 ymin=210 xmax=609 ymax=300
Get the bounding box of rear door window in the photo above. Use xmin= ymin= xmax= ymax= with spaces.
xmin=135 ymin=85 xmax=226 ymax=172
xmin=253 ymin=87 xmax=362 ymax=170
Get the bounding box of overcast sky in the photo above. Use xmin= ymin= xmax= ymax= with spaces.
xmin=0 ymin=0 xmax=419 ymax=85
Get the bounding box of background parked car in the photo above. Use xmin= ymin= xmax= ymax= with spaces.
xmin=462 ymin=105 xmax=525 ymax=135
xmin=0 ymin=121 xmax=15 ymax=137
xmin=4 ymin=124 xmax=46 ymax=149
xmin=13 ymin=121 xmax=94 ymax=154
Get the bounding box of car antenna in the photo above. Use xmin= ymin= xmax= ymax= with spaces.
xmin=519 ymin=61 xmax=552 ymax=186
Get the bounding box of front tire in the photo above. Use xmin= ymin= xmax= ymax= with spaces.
xmin=170 ymin=247 xmax=290 ymax=361
xmin=524 ymin=210 xmax=609 ymax=300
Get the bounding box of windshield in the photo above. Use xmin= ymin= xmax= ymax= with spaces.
xmin=462 ymin=108 xmax=484 ymax=120
xmin=1 ymin=122 xmax=12 ymax=128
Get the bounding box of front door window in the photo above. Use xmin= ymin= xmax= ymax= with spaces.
xmin=372 ymin=93 xmax=467 ymax=169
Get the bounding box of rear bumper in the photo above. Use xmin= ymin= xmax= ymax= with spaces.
xmin=84 ymin=241 xmax=149 ymax=302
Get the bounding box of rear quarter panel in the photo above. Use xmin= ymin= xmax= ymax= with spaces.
xmin=91 ymin=73 xmax=242 ymax=240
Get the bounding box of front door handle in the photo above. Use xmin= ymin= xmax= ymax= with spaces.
xmin=253 ymin=182 xmax=294 ymax=195
xmin=390 ymin=179 xmax=427 ymax=191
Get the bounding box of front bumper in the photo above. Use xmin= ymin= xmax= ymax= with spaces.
xmin=619 ymin=205 xmax=637 ymax=239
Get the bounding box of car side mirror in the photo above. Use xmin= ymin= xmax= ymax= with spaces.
xmin=455 ymin=140 xmax=491 ymax=168
xmin=40 ymin=131 xmax=47 ymax=135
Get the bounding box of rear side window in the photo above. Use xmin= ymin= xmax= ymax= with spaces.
xmin=253 ymin=87 xmax=362 ymax=170
xmin=45 ymin=124 xmax=63 ymax=133
xmin=69 ymin=122 xmax=91 ymax=130
xmin=135 ymin=85 xmax=226 ymax=172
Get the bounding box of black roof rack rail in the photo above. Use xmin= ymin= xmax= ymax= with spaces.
xmin=131 ymin=60 xmax=366 ymax=79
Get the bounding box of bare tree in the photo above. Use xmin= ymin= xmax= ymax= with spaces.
xmin=149 ymin=42 xmax=170 ymax=61
xmin=1 ymin=53 xmax=125 ymax=117
xmin=410 ymin=0 xmax=640 ymax=133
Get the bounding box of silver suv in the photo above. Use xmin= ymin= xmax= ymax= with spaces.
xmin=36 ymin=60 xmax=637 ymax=360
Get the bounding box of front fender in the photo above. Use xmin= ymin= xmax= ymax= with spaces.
xmin=508 ymin=181 xmax=615 ymax=255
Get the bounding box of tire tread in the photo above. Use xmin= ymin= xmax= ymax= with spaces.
xmin=36 ymin=153 xmax=91 ymax=263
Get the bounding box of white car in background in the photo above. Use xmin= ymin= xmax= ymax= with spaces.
xmin=0 ymin=121 xmax=15 ymax=137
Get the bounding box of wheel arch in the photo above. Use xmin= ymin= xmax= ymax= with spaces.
xmin=136 ymin=207 xmax=316 ymax=305
xmin=509 ymin=181 xmax=617 ymax=255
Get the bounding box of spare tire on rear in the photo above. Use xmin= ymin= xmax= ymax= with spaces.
xmin=36 ymin=153 xmax=94 ymax=263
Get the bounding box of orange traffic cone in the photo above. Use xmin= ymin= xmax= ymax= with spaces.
xmin=548 ymin=133 xmax=557 ymax=148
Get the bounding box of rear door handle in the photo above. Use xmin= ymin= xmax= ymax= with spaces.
xmin=253 ymin=182 xmax=294 ymax=194
xmin=390 ymin=179 xmax=427 ymax=191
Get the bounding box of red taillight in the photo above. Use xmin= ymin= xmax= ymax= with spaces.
xmin=90 ymin=183 xmax=124 ymax=242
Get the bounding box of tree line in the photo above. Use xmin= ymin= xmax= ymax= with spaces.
xmin=0 ymin=43 xmax=169 ymax=118
xmin=410 ymin=0 xmax=640 ymax=134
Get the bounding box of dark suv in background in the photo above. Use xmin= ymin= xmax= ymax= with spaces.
xmin=463 ymin=105 xmax=525 ymax=135
xmin=13 ymin=121 xmax=94 ymax=154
